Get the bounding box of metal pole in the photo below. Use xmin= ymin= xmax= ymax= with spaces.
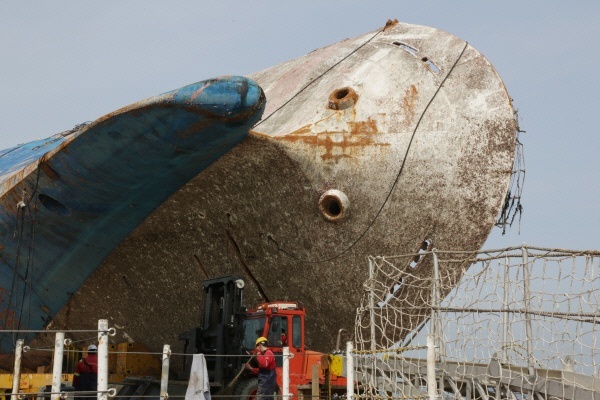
xmin=160 ymin=345 xmax=170 ymax=400
xmin=98 ymin=319 xmax=109 ymax=400
xmin=346 ymin=341 xmax=354 ymax=400
xmin=432 ymin=250 xmax=445 ymax=361
xmin=521 ymin=246 xmax=536 ymax=378
xmin=11 ymin=339 xmax=24 ymax=400
xmin=501 ymin=255 xmax=510 ymax=365
xmin=368 ymin=257 xmax=376 ymax=353
xmin=283 ymin=347 xmax=290 ymax=400
xmin=368 ymin=256 xmax=377 ymax=390
xmin=426 ymin=335 xmax=437 ymax=400
xmin=51 ymin=332 xmax=65 ymax=400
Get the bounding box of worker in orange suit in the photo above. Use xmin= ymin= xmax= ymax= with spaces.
xmin=73 ymin=344 xmax=98 ymax=400
xmin=246 ymin=336 xmax=277 ymax=400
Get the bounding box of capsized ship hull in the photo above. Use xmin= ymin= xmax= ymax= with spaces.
xmin=0 ymin=76 xmax=265 ymax=357
xmin=3 ymin=20 xmax=517 ymax=370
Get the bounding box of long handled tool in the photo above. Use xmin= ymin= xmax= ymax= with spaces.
xmin=218 ymin=354 xmax=255 ymax=395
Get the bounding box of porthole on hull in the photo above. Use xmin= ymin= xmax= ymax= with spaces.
xmin=327 ymin=87 xmax=358 ymax=110
xmin=319 ymin=189 xmax=350 ymax=222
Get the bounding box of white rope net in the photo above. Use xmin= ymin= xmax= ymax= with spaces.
xmin=353 ymin=245 xmax=600 ymax=399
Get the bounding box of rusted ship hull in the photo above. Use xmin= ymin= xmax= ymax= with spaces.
xmin=2 ymin=20 xmax=517 ymax=370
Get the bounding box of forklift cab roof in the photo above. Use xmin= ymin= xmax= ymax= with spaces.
xmin=247 ymin=301 xmax=304 ymax=315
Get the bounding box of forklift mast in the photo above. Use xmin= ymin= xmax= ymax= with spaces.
xmin=178 ymin=275 xmax=247 ymax=386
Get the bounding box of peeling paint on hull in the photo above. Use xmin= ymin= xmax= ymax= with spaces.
xmin=0 ymin=76 xmax=265 ymax=357
xmin=1 ymin=21 xmax=517 ymax=371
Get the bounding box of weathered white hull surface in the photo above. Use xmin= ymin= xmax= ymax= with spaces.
xmin=31 ymin=20 xmax=516 ymax=365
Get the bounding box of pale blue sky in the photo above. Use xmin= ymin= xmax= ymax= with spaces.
xmin=1 ymin=2 xmax=598 ymax=251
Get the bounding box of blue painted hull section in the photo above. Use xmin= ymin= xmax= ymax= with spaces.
xmin=0 ymin=76 xmax=264 ymax=351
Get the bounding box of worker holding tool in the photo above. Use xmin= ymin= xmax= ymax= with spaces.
xmin=246 ymin=337 xmax=277 ymax=400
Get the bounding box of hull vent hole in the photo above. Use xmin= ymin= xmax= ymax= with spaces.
xmin=327 ymin=87 xmax=358 ymax=110
xmin=319 ymin=189 xmax=350 ymax=222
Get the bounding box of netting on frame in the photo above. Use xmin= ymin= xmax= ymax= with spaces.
xmin=353 ymin=246 xmax=600 ymax=399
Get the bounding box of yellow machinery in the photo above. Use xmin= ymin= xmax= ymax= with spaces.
xmin=0 ymin=342 xmax=161 ymax=400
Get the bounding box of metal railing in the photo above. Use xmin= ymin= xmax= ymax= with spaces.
xmin=354 ymin=245 xmax=600 ymax=399
xmin=5 ymin=319 xmax=441 ymax=400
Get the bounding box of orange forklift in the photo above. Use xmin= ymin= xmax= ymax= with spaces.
xmin=177 ymin=275 xmax=349 ymax=400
